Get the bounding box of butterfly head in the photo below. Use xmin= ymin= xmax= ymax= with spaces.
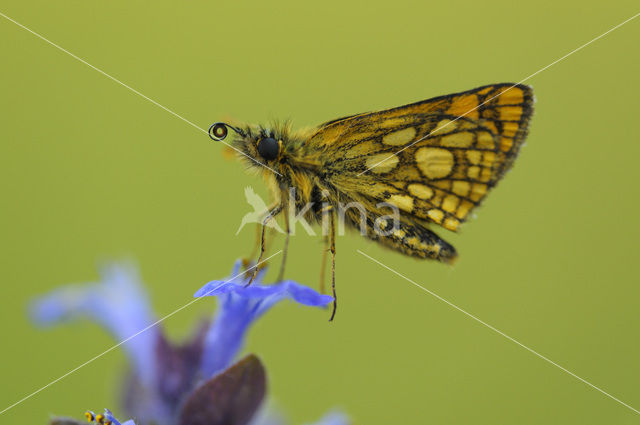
xmin=209 ymin=121 xmax=284 ymax=170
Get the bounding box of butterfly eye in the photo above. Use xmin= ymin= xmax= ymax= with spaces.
xmin=257 ymin=137 xmax=279 ymax=160
xmin=208 ymin=122 xmax=229 ymax=141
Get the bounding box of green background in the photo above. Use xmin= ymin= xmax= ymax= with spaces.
xmin=1 ymin=1 xmax=639 ymax=424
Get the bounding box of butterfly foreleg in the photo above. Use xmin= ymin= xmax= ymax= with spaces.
xmin=246 ymin=202 xmax=283 ymax=286
xmin=276 ymin=204 xmax=290 ymax=282
xmin=247 ymin=224 xmax=261 ymax=260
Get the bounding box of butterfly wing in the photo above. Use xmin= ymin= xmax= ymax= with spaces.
xmin=307 ymin=83 xmax=534 ymax=232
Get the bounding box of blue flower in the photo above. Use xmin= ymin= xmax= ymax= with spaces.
xmin=81 ymin=406 xmax=349 ymax=425
xmin=194 ymin=260 xmax=333 ymax=377
xmin=31 ymin=263 xmax=158 ymax=387
xmin=33 ymin=260 xmax=342 ymax=425
xmin=103 ymin=407 xmax=135 ymax=425
xmin=83 ymin=408 xmax=135 ymax=425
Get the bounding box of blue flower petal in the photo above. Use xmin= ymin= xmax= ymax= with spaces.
xmin=102 ymin=408 xmax=138 ymax=425
xmin=30 ymin=262 xmax=158 ymax=386
xmin=195 ymin=261 xmax=332 ymax=378
xmin=103 ymin=409 xmax=123 ymax=425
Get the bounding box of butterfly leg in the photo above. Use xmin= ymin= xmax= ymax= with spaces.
xmin=264 ymin=226 xmax=278 ymax=258
xmin=246 ymin=203 xmax=283 ymax=286
xmin=245 ymin=221 xmax=276 ymax=271
xmin=246 ymin=224 xmax=261 ymax=262
xmin=318 ymin=234 xmax=329 ymax=294
xmin=276 ymin=205 xmax=290 ymax=282
xmin=328 ymin=207 xmax=337 ymax=321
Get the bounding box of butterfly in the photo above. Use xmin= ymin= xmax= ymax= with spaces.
xmin=209 ymin=83 xmax=534 ymax=320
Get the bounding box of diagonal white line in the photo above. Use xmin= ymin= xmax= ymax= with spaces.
xmin=0 ymin=250 xmax=282 ymax=416
xmin=0 ymin=10 xmax=282 ymax=177
xmin=357 ymin=249 xmax=640 ymax=415
xmin=358 ymin=11 xmax=640 ymax=176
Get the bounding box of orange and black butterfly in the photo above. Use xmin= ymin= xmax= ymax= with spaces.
xmin=209 ymin=84 xmax=534 ymax=320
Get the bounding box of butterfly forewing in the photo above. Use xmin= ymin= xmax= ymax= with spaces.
xmin=308 ymin=83 xmax=534 ymax=232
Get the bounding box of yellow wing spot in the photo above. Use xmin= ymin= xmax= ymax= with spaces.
xmin=407 ymin=183 xmax=434 ymax=200
xmin=452 ymin=180 xmax=470 ymax=197
xmin=432 ymin=180 xmax=451 ymax=190
xmin=442 ymin=195 xmax=460 ymax=213
xmin=365 ymin=153 xmax=399 ymax=173
xmin=483 ymin=121 xmax=499 ymax=134
xmin=440 ymin=131 xmax=474 ymax=148
xmin=467 ymin=166 xmax=480 ymax=179
xmin=405 ymin=236 xmax=421 ymax=249
xmin=482 ymin=151 xmax=496 ymax=167
xmin=416 ymin=147 xmax=454 ymax=179
xmin=444 ymin=217 xmax=459 ymax=231
xmin=393 ymin=229 xmax=406 ymax=238
xmin=427 ymin=208 xmax=444 ymax=223
xmin=430 ymin=119 xmax=456 ymax=135
xmin=500 ymin=137 xmax=513 ymax=152
xmin=456 ymin=120 xmax=476 ymax=130
xmin=456 ymin=200 xmax=474 ymax=219
xmin=502 ymin=122 xmax=519 ymax=138
xmin=466 ymin=150 xmax=482 ymax=165
xmin=476 ymin=131 xmax=495 ymax=150
xmin=499 ymin=106 xmax=523 ymax=121
xmin=447 ymin=95 xmax=479 ymax=119
xmin=480 ymin=167 xmax=492 ymax=182
xmin=498 ymin=88 xmax=524 ymax=105
xmin=406 ymin=235 xmax=439 ymax=253
xmin=379 ymin=117 xmax=408 ymax=129
xmin=470 ymin=183 xmax=487 ymax=202
xmin=388 ymin=194 xmax=414 ymax=212
xmin=382 ymin=127 xmax=416 ymax=146
xmin=343 ymin=141 xmax=379 ymax=159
